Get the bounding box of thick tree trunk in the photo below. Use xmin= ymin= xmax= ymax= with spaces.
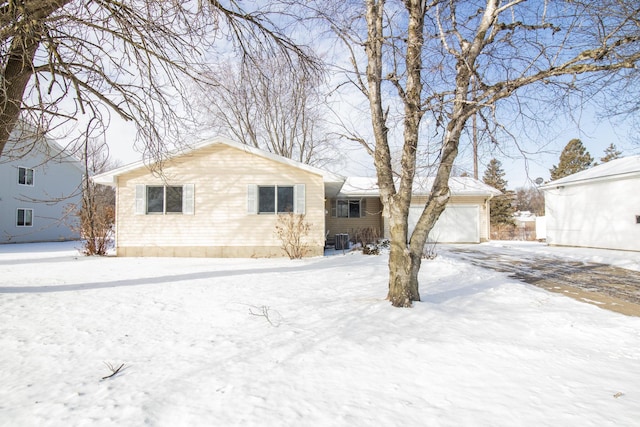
xmin=387 ymin=234 xmax=421 ymax=307
xmin=0 ymin=0 xmax=75 ymax=158
xmin=0 ymin=33 xmax=40 ymax=157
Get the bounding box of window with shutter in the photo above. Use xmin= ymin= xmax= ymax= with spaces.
xmin=334 ymin=199 xmax=362 ymax=218
xmin=249 ymin=184 xmax=304 ymax=214
xmin=247 ymin=184 xmax=258 ymax=214
xmin=183 ymin=184 xmax=195 ymax=215
xmin=295 ymin=184 xmax=305 ymax=214
xmin=137 ymin=184 xmax=193 ymax=214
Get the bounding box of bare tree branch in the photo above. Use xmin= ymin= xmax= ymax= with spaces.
xmin=1 ymin=0 xmax=319 ymax=166
xmin=307 ymin=0 xmax=640 ymax=307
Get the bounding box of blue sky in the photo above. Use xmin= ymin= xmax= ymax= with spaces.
xmin=99 ymin=1 xmax=639 ymax=191
xmin=104 ymin=101 xmax=638 ymax=191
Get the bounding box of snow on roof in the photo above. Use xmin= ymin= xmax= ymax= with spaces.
xmin=92 ymin=136 xmax=501 ymax=199
xmin=338 ymin=176 xmax=502 ymax=197
xmin=540 ymin=155 xmax=640 ymax=189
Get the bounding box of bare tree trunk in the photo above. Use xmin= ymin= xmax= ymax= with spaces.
xmin=0 ymin=33 xmax=40 ymax=157
xmin=365 ymin=0 xmax=428 ymax=306
xmin=387 ymin=215 xmax=421 ymax=306
xmin=328 ymin=0 xmax=640 ymax=308
xmin=1 ymin=0 xmax=317 ymax=164
xmin=0 ymin=0 xmax=72 ymax=156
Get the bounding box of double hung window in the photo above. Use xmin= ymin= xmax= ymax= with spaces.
xmin=17 ymin=208 xmax=33 ymax=227
xmin=247 ymin=184 xmax=305 ymax=215
xmin=146 ymin=186 xmax=184 ymax=214
xmin=135 ymin=184 xmax=194 ymax=215
xmin=18 ymin=167 xmax=34 ymax=186
xmin=334 ymin=199 xmax=363 ymax=218
xmin=258 ymin=186 xmax=294 ymax=214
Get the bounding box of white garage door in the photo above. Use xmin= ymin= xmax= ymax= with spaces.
xmin=408 ymin=204 xmax=480 ymax=243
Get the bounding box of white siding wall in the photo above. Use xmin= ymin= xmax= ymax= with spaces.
xmin=409 ymin=204 xmax=480 ymax=243
xmin=382 ymin=195 xmax=491 ymax=243
xmin=545 ymin=177 xmax=640 ymax=251
xmin=115 ymin=144 xmax=326 ymax=257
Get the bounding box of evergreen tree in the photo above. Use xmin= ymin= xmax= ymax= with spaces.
xmin=550 ymin=139 xmax=593 ymax=180
xmin=483 ymin=159 xmax=515 ymax=227
xmin=600 ymin=143 xmax=622 ymax=163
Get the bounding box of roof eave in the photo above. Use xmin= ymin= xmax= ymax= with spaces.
xmin=540 ymin=170 xmax=640 ymax=190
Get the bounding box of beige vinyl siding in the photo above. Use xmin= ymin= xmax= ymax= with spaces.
xmin=115 ymin=144 xmax=325 ymax=257
xmin=325 ymin=197 xmax=384 ymax=240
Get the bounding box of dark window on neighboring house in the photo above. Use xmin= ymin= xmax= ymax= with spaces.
xmin=17 ymin=208 xmax=33 ymax=227
xmin=18 ymin=167 xmax=34 ymax=186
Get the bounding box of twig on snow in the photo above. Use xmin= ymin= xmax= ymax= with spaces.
xmin=102 ymin=362 xmax=125 ymax=380
xmin=248 ymin=305 xmax=281 ymax=327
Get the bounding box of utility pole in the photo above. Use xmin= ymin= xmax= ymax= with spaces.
xmin=472 ymin=75 xmax=478 ymax=179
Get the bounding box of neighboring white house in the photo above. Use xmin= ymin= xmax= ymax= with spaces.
xmin=539 ymin=155 xmax=640 ymax=252
xmin=0 ymin=125 xmax=83 ymax=244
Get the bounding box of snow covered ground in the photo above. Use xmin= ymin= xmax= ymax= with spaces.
xmin=1 ymin=241 xmax=639 ymax=426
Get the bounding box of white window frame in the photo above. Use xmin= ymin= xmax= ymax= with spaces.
xmin=18 ymin=167 xmax=34 ymax=186
xmin=17 ymin=208 xmax=33 ymax=227
xmin=247 ymin=184 xmax=305 ymax=215
xmin=135 ymin=184 xmax=194 ymax=215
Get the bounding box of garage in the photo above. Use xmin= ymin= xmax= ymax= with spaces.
xmin=408 ymin=204 xmax=480 ymax=243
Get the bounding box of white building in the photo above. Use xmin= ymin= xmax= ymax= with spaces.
xmin=539 ymin=155 xmax=640 ymax=252
xmin=0 ymin=125 xmax=83 ymax=244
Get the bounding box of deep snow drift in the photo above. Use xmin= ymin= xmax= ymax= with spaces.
xmin=1 ymin=241 xmax=639 ymax=426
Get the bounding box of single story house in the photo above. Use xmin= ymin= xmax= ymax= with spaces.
xmin=0 ymin=124 xmax=83 ymax=244
xmin=328 ymin=176 xmax=501 ymax=246
xmin=539 ymin=155 xmax=640 ymax=252
xmin=93 ymin=137 xmax=501 ymax=257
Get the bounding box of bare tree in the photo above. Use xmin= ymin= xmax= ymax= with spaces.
xmin=73 ymin=117 xmax=117 ymax=255
xmin=193 ymin=54 xmax=335 ymax=166
xmin=514 ymin=187 xmax=545 ymax=217
xmin=1 ymin=1 xmax=317 ymax=163
xmin=310 ymin=0 xmax=640 ymax=306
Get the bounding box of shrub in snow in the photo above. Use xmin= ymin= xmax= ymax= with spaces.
xmin=275 ymin=213 xmax=311 ymax=259
xmin=353 ymin=227 xmax=380 ymax=248
xmin=362 ymin=244 xmax=380 ymax=255
xmin=422 ymin=241 xmax=437 ymax=260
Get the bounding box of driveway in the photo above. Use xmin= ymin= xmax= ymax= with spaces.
xmin=444 ymin=244 xmax=640 ymax=317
